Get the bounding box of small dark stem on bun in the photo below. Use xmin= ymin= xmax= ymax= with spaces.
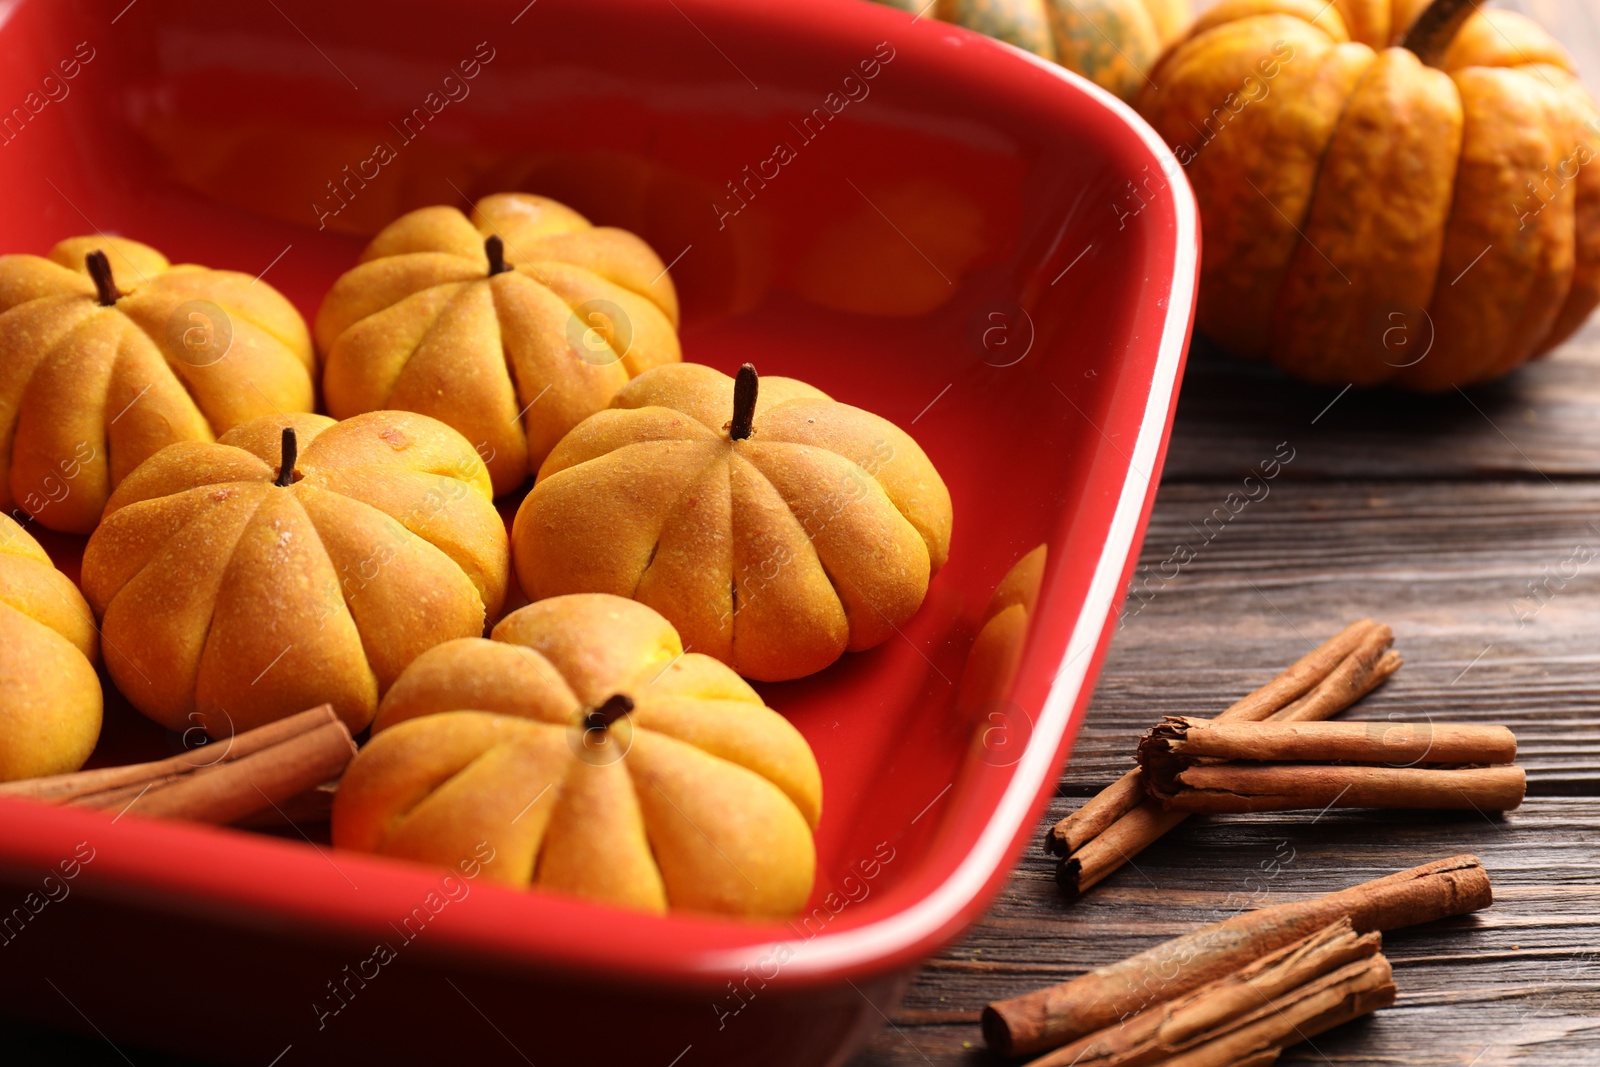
xmin=729 ymin=363 xmax=758 ymax=441
xmin=1399 ymin=0 xmax=1475 ymax=67
xmin=485 ymin=235 xmax=512 ymax=277
xmin=585 ymin=693 xmax=635 ymax=732
xmin=86 ymin=251 xmax=118 ymax=306
xmin=275 ymin=427 xmax=298 ymax=487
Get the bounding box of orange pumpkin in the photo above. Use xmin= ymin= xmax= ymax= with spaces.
xmin=1136 ymin=0 xmax=1600 ymax=388
xmin=870 ymin=0 xmax=1191 ymax=102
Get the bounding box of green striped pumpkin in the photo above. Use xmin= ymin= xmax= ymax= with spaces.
xmin=869 ymin=0 xmax=1192 ymax=102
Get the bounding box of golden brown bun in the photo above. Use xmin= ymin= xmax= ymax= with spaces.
xmin=511 ymin=363 xmax=953 ymax=681
xmin=0 ymin=235 xmax=315 ymax=534
xmin=315 ymin=193 xmax=682 ymax=497
xmin=0 ymin=513 xmax=101 ymax=779
xmin=80 ymin=411 xmax=507 ymax=737
xmin=338 ymin=593 xmax=821 ymax=918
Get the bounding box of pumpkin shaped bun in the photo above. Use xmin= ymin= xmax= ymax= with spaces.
xmin=334 ymin=594 xmax=822 ymax=918
xmin=80 ymin=411 xmax=508 ymax=738
xmin=0 ymin=235 xmax=315 ymax=533
xmin=314 ymin=193 xmax=682 ymax=496
xmin=0 ymin=513 xmax=101 ymax=781
xmin=512 ymin=363 xmax=953 ymax=681
xmin=1137 ymin=0 xmax=1600 ymax=388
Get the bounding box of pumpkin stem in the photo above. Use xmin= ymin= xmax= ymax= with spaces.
xmin=1399 ymin=0 xmax=1474 ymax=67
xmin=485 ymin=235 xmax=512 ymax=277
xmin=86 ymin=250 xmax=118 ymax=306
xmin=275 ymin=427 xmax=298 ymax=487
xmin=729 ymin=363 xmax=758 ymax=441
xmin=585 ymin=693 xmax=634 ymax=732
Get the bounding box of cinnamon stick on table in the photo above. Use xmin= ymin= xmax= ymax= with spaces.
xmin=1050 ymin=619 xmax=1401 ymax=899
xmin=0 ymin=705 xmax=356 ymax=826
xmin=1024 ymin=919 xmax=1394 ymax=1067
xmin=982 ymin=853 xmax=1491 ymax=1059
xmin=1139 ymin=717 xmax=1525 ymax=814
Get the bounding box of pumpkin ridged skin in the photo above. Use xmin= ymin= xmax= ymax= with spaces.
xmin=512 ymin=363 xmax=953 ymax=682
xmin=0 ymin=236 xmax=314 ymax=533
xmin=336 ymin=594 xmax=822 ymax=918
xmin=0 ymin=513 xmax=100 ymax=781
xmin=1043 ymin=0 xmax=1164 ymax=103
xmin=1273 ymin=48 xmax=1462 ymax=384
xmin=80 ymin=411 xmax=508 ymax=737
xmin=873 ymin=0 xmax=1188 ymax=101
xmin=315 ymin=193 xmax=682 ymax=497
xmin=1137 ymin=1 xmax=1600 ymax=388
xmin=940 ymin=0 xmax=1057 ymax=59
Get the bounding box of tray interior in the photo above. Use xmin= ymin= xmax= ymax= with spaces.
xmin=0 ymin=0 xmax=1186 ymax=954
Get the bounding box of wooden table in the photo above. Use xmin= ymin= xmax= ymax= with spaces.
xmin=852 ymin=319 xmax=1600 ymax=1064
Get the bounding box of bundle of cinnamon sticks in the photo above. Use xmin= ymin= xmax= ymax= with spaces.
xmin=983 ymin=854 xmax=1493 ymax=1064
xmin=0 ymin=705 xmax=355 ymax=825
xmin=1048 ymin=619 xmax=1402 ymax=898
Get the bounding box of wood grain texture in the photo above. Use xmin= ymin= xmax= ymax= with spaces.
xmin=854 ymin=802 xmax=1600 ymax=1066
xmin=1163 ymin=334 xmax=1600 ymax=482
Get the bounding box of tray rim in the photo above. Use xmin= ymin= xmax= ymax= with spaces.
xmin=738 ymin=42 xmax=1199 ymax=980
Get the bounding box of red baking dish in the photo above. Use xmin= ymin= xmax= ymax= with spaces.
xmin=0 ymin=0 xmax=1196 ymax=1062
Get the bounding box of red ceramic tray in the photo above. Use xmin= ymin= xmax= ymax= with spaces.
xmin=0 ymin=0 xmax=1196 ymax=1063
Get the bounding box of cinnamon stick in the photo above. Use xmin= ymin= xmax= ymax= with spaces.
xmin=0 ymin=705 xmax=341 ymax=803
xmin=1046 ymin=620 xmax=1384 ymax=858
xmin=1155 ymin=953 xmax=1394 ymax=1067
xmin=1150 ymin=763 xmax=1526 ymax=814
xmin=120 ymin=720 xmax=356 ymax=825
xmin=1058 ymin=802 xmax=1188 ymax=896
xmin=1024 ymin=919 xmax=1390 ymax=1067
xmin=1055 ymin=623 xmax=1400 ymax=897
xmin=234 ymin=782 xmax=339 ymax=829
xmin=1146 ymin=717 xmax=1517 ymax=766
xmin=983 ymin=853 xmax=1490 ymax=1058
xmin=1139 ymin=717 xmax=1524 ymax=813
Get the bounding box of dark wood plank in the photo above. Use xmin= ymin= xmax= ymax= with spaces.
xmin=852 ymin=799 xmax=1600 ymax=1066
xmin=1163 ymin=326 xmax=1600 ymax=483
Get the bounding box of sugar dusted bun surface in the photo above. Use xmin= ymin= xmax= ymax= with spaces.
xmin=80 ymin=410 xmax=508 ymax=738
xmin=512 ymin=363 xmax=953 ymax=681
xmin=335 ymin=593 xmax=822 ymax=918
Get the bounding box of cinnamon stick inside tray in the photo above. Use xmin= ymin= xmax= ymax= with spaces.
xmin=1024 ymin=919 xmax=1394 ymax=1067
xmin=1051 ymin=620 xmax=1401 ymax=898
xmin=122 ymin=721 xmax=356 ymax=825
xmin=0 ymin=705 xmax=339 ymax=802
xmin=983 ymin=853 xmax=1491 ymax=1058
xmin=0 ymin=705 xmax=356 ymax=826
xmin=1139 ymin=717 xmax=1525 ymax=814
